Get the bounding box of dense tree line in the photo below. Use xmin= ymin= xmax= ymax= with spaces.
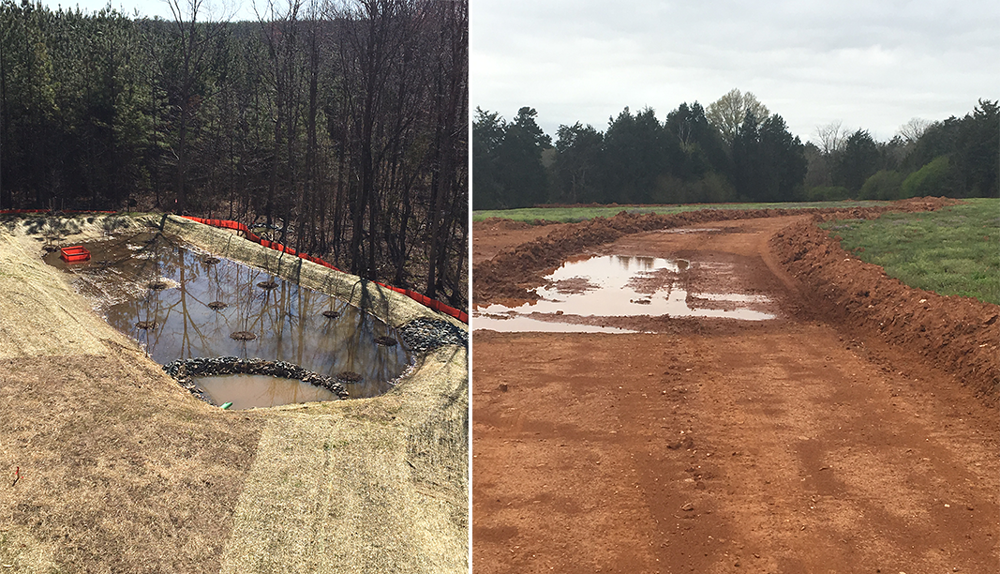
xmin=806 ymin=100 xmax=999 ymax=202
xmin=0 ymin=0 xmax=467 ymax=309
xmin=473 ymin=90 xmax=998 ymax=209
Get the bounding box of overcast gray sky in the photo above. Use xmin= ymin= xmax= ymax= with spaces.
xmin=472 ymin=0 xmax=1000 ymax=145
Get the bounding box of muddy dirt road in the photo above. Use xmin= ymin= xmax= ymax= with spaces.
xmin=472 ymin=213 xmax=999 ymax=573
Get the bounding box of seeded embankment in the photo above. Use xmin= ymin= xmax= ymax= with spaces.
xmin=1 ymin=214 xmax=468 ymax=574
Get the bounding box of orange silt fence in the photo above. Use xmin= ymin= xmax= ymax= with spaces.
xmin=1 ymin=211 xmax=474 ymax=312
xmin=181 ymin=215 xmax=468 ymax=324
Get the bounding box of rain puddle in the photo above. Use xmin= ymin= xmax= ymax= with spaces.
xmin=474 ymin=254 xmax=775 ymax=332
xmin=656 ymin=227 xmax=722 ymax=234
xmin=45 ymin=232 xmax=411 ymax=406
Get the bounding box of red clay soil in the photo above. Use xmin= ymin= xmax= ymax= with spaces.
xmin=472 ymin=200 xmax=999 ymax=574
xmin=771 ymin=213 xmax=999 ymax=405
xmin=472 ymin=218 xmax=566 ymax=266
xmin=472 ymin=198 xmax=959 ymax=304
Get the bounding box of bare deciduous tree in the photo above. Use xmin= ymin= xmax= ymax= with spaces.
xmin=163 ymin=0 xmax=227 ymax=213
xmin=897 ymin=117 xmax=932 ymax=145
xmin=814 ymin=120 xmax=846 ymax=155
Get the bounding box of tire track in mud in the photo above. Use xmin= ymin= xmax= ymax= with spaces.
xmin=472 ymin=199 xmax=999 ymax=574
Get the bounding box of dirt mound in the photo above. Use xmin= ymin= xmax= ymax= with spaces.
xmin=474 ymin=217 xmax=561 ymax=231
xmin=474 ymin=217 xmax=534 ymax=231
xmin=771 ymin=212 xmax=999 ymax=405
xmin=473 ymin=198 xmax=957 ymax=305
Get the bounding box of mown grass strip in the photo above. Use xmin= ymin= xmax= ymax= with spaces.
xmin=473 ymin=200 xmax=888 ymax=223
xmin=821 ymin=198 xmax=1000 ymax=304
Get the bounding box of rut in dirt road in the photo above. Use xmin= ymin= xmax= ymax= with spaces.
xmin=472 ymin=213 xmax=999 ymax=574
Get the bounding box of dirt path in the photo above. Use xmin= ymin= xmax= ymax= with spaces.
xmin=472 ymin=214 xmax=999 ymax=573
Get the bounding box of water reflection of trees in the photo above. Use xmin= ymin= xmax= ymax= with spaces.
xmin=98 ymin=236 xmax=410 ymax=397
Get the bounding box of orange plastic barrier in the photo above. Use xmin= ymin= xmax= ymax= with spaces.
xmin=0 ymin=209 xmax=467 ymax=321
xmin=182 ymin=216 xmax=468 ymax=323
xmin=60 ymin=245 xmax=91 ymax=263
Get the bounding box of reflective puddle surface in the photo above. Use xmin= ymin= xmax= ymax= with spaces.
xmin=198 ymin=374 xmax=340 ymax=409
xmin=474 ymin=254 xmax=776 ymax=332
xmin=46 ymin=232 xmax=412 ymax=405
xmin=656 ymin=227 xmax=722 ymax=234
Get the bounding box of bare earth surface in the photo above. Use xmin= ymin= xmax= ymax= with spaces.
xmin=472 ymin=206 xmax=999 ymax=574
xmin=472 ymin=218 xmax=566 ymax=266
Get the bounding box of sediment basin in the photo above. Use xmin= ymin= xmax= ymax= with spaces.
xmin=45 ymin=232 xmax=411 ymax=404
xmin=0 ymin=212 xmax=468 ymax=574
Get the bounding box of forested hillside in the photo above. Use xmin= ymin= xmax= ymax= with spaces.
xmin=473 ymin=89 xmax=998 ymax=210
xmin=0 ymin=0 xmax=468 ymax=308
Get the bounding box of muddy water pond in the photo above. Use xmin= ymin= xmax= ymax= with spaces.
xmin=474 ymin=254 xmax=776 ymax=332
xmin=46 ymin=232 xmax=411 ymax=405
xmin=197 ymin=374 xmax=340 ymax=410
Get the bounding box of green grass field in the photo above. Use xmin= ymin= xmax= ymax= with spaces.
xmin=821 ymin=198 xmax=1000 ymax=304
xmin=473 ymin=200 xmax=888 ymax=223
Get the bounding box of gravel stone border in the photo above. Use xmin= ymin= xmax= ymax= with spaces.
xmin=399 ymin=317 xmax=468 ymax=354
xmin=162 ymin=356 xmax=349 ymax=404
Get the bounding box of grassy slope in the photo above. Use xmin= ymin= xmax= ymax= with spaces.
xmin=473 ymin=200 xmax=888 ymax=223
xmin=0 ymin=215 xmax=469 ymax=574
xmin=821 ymin=198 xmax=1000 ymax=305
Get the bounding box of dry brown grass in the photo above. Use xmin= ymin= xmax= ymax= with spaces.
xmin=0 ymin=214 xmax=468 ymax=573
xmin=0 ymin=352 xmax=263 ymax=572
xmin=0 ymin=217 xmax=264 ymax=572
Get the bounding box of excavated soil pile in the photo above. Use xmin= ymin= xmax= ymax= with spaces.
xmin=772 ymin=211 xmax=999 ymax=405
xmin=473 ymin=198 xmax=957 ymax=305
xmin=472 ymin=218 xmax=564 ymax=266
xmin=476 ymin=217 xmax=538 ymax=231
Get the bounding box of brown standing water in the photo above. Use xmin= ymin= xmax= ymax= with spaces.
xmin=46 ymin=232 xmax=412 ymax=405
xmin=473 ymin=253 xmax=776 ymax=332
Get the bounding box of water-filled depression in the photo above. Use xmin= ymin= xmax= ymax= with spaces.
xmin=46 ymin=232 xmax=411 ymax=405
xmin=474 ymin=254 xmax=776 ymax=332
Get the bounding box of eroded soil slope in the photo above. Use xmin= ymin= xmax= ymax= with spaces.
xmin=771 ymin=214 xmax=998 ymax=403
xmin=472 ymin=218 xmax=566 ymax=266
xmin=472 ymin=204 xmax=999 ymax=574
